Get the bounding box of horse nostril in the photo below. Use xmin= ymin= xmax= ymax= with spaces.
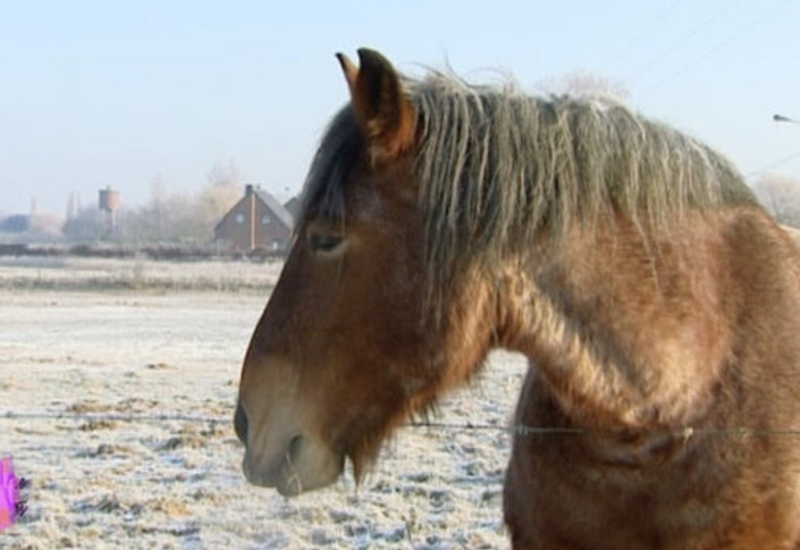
xmin=288 ymin=434 xmax=304 ymax=460
xmin=234 ymin=402 xmax=248 ymax=444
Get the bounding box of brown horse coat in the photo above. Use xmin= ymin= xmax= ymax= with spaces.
xmin=502 ymin=213 xmax=800 ymax=548
xmin=235 ymin=48 xmax=800 ymax=549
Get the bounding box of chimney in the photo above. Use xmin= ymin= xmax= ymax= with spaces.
xmin=245 ymin=184 xmax=254 ymax=195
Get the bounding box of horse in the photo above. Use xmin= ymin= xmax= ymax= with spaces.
xmin=234 ymin=48 xmax=800 ymax=549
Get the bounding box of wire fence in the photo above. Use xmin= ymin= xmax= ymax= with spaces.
xmin=6 ymin=409 xmax=800 ymax=438
xmin=8 ymin=406 xmax=800 ymax=545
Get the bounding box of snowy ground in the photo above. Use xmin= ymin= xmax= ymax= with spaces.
xmin=0 ymin=258 xmax=526 ymax=549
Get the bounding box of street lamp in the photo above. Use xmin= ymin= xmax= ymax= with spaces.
xmin=774 ymin=114 xmax=800 ymax=125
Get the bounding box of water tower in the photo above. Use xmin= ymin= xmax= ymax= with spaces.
xmin=98 ymin=186 xmax=120 ymax=238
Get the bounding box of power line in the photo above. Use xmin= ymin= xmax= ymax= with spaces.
xmin=604 ymin=0 xmax=686 ymax=72
xmin=747 ymin=148 xmax=800 ymax=179
xmin=626 ymin=1 xmax=739 ymax=83
xmin=640 ymin=0 xmax=792 ymax=98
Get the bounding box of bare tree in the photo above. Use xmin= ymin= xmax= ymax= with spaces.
xmin=537 ymin=69 xmax=631 ymax=101
xmin=206 ymin=158 xmax=243 ymax=188
xmin=63 ymin=161 xmax=250 ymax=245
xmin=28 ymin=213 xmax=64 ymax=237
xmin=160 ymin=192 xmax=204 ymax=242
xmin=62 ymin=208 xmax=103 ymax=242
xmin=753 ymin=173 xmax=800 ymax=228
xmin=199 ymin=161 xmax=243 ymax=235
xmin=150 ymin=174 xmax=167 ymax=241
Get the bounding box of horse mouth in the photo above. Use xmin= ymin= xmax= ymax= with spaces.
xmin=242 ymin=456 xmax=305 ymax=496
xmin=241 ymin=436 xmax=345 ymax=496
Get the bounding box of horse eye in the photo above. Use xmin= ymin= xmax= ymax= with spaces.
xmin=307 ymin=232 xmax=344 ymax=254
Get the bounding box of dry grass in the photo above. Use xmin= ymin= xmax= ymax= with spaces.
xmin=1 ymin=290 xmax=519 ymax=549
xmin=0 ymin=257 xmax=284 ymax=292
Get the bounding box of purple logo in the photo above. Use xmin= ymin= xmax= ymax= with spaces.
xmin=0 ymin=457 xmax=28 ymax=531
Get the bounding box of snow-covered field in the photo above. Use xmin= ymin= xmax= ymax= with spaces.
xmin=1 ymin=258 xmax=525 ymax=549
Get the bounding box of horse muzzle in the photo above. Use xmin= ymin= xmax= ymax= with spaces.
xmin=235 ymin=400 xmax=344 ymax=496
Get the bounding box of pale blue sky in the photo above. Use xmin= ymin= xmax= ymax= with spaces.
xmin=2 ymin=0 xmax=799 ymax=215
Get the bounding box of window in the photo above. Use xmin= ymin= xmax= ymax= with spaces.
xmin=235 ymin=213 xmax=245 ymax=224
xmin=261 ymin=214 xmax=272 ymax=226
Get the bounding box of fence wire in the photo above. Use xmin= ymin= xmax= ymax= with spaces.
xmin=6 ymin=409 xmax=800 ymax=438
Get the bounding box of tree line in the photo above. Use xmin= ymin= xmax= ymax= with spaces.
xmin=29 ymin=171 xmax=800 ymax=245
xmin=62 ymin=162 xmax=246 ymax=245
xmin=753 ymin=173 xmax=800 ymax=229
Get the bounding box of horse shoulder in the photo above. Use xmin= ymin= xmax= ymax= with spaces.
xmin=503 ymin=208 xmax=800 ymax=548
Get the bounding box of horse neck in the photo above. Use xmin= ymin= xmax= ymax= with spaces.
xmin=492 ymin=219 xmax=732 ymax=429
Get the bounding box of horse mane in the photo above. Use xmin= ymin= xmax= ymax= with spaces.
xmin=299 ymin=69 xmax=757 ymax=293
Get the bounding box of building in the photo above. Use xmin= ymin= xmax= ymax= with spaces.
xmin=0 ymin=215 xmax=29 ymax=233
xmin=98 ymin=186 xmax=120 ymax=239
xmin=214 ymin=184 xmax=294 ymax=254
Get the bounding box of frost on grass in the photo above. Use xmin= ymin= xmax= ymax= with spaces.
xmin=0 ymin=268 xmax=523 ymax=549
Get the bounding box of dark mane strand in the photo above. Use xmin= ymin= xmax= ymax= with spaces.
xmin=297 ymin=106 xmax=363 ymax=232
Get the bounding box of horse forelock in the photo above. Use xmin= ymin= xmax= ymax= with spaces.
xmin=297 ymin=69 xmax=757 ymax=305
xmin=296 ymin=106 xmax=363 ymax=233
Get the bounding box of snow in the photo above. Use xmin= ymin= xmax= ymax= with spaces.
xmin=0 ymin=259 xmax=526 ymax=549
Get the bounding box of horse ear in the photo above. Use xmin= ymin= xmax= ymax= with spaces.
xmin=335 ymin=48 xmax=416 ymax=163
